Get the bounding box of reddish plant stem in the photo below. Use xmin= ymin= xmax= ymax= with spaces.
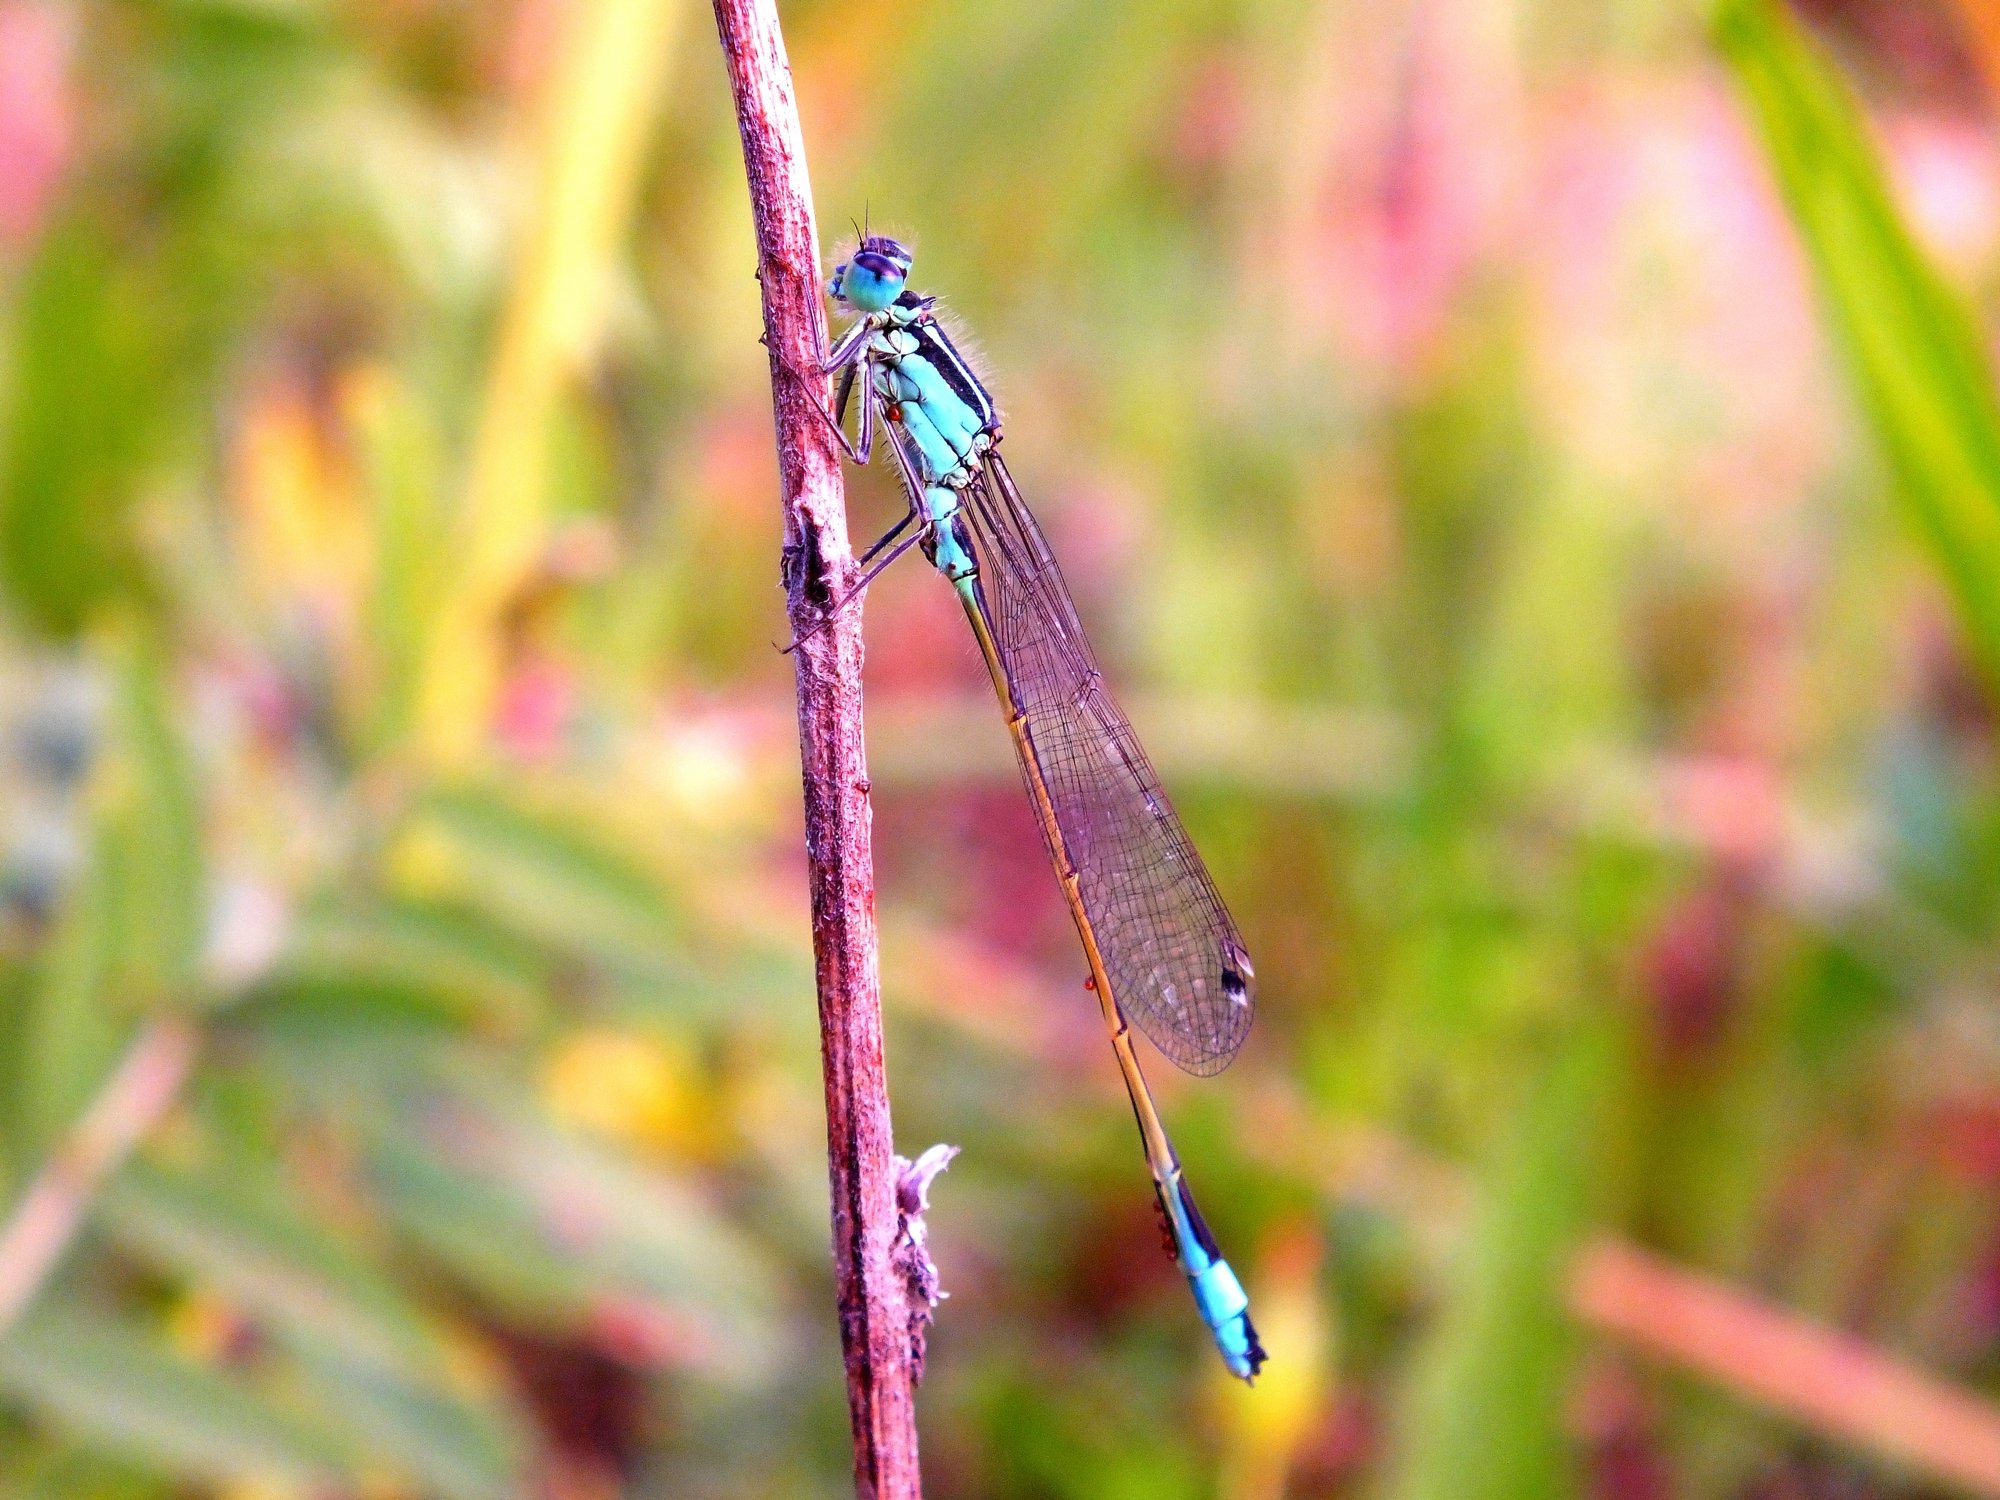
xmin=0 ymin=1017 xmax=200 ymax=1335
xmin=709 ymin=3 xmax=922 ymax=1496
xmin=1573 ymin=1238 xmax=2000 ymax=1495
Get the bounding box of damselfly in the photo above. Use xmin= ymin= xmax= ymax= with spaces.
xmin=819 ymin=234 xmax=1264 ymax=1382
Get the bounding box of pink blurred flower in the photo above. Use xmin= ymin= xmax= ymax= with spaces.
xmin=1267 ymin=0 xmax=1524 ymax=378
xmin=1529 ymin=77 xmax=1831 ymax=521
xmin=1172 ymin=54 xmax=1246 ymax=176
xmin=1884 ymin=112 xmax=2000 ymax=274
xmin=588 ymin=1295 xmax=710 ymax=1368
xmin=1931 ymin=1100 xmax=2000 ymax=1184
xmin=496 ymin=653 xmax=575 ymax=760
xmin=0 ymin=1 xmax=73 ymax=247
xmin=1659 ymin=752 xmax=1787 ymax=868
xmin=1639 ymin=874 xmax=1752 ymax=1063
xmin=1573 ymin=1357 xmax=1674 ymax=1500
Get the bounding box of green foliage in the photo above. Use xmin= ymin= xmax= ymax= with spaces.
xmin=1389 ymin=1022 xmax=1622 ymax=1500
xmin=0 ymin=1300 xmax=351 ymax=1490
xmin=1719 ymin=0 xmax=2000 ymax=687
xmin=0 ymin=0 xmax=1996 ymax=1496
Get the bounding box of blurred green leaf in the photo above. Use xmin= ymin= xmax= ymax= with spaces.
xmin=0 ymin=221 xmax=166 ymax=633
xmin=240 ymin=898 xmax=547 ymax=1040
xmin=355 ymin=371 xmax=449 ymax=753
xmin=0 ymin=0 xmax=339 ymax=636
xmin=96 ymin=630 xmax=205 ymax=1004
xmin=17 ymin=856 xmax=127 ymax=1156
xmin=406 ymin=784 xmax=686 ymax=971
xmin=1466 ymin=471 xmax=1637 ymax=793
xmin=347 ymin=1051 xmax=785 ymax=1379
xmin=1386 ymin=1019 xmax=1622 ymax=1500
xmin=0 ymin=1440 xmax=168 ymax=1500
xmin=1719 ymin=0 xmax=2000 ymax=687
xmin=0 ymin=1299 xmax=349 ymax=1490
xmin=289 ymin=1344 xmax=527 ymax=1500
xmin=16 ymin=633 xmax=202 ymax=1150
xmin=100 ymin=1159 xmax=442 ymax=1380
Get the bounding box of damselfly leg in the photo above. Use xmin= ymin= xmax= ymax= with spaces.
xmin=812 ymin=359 xmax=875 ymax=465
xmin=779 ymin=499 xmax=932 ymax=654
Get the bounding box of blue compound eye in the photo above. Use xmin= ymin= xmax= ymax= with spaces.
xmin=829 ymin=264 xmax=848 ymax=299
xmin=840 ymin=258 xmax=905 ymax=312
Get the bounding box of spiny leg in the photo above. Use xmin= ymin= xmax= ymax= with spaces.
xmin=881 ymin=403 xmax=941 ymax=502
xmin=780 ymin=522 xmax=933 ymax=655
xmin=852 ymin=360 xmax=876 ymax=464
xmin=813 ymin=365 xmax=871 ymax=464
xmin=821 ymin=318 xmax=871 ymax=375
xmin=857 ymin=501 xmax=919 ymax=566
xmin=814 ymin=329 xmax=878 ymax=463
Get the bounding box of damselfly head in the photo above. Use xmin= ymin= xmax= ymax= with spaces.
xmin=829 ymin=234 xmax=913 ymax=313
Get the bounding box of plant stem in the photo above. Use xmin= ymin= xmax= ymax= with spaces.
xmin=416 ymin=0 xmax=681 ymax=765
xmin=709 ymin=3 xmax=923 ymax=1495
xmin=0 ymin=1017 xmax=200 ymax=1335
xmin=1573 ymin=1238 xmax=2000 ymax=1496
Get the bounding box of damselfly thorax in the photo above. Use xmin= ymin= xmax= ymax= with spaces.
xmin=835 ymin=293 xmax=999 ymax=492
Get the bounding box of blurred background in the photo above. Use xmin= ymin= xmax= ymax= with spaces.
xmin=5 ymin=0 xmax=2000 ymax=1495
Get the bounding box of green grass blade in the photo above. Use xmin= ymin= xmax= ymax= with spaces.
xmin=100 ymin=1161 xmax=444 ymax=1381
xmin=287 ymin=1344 xmax=528 ymax=1500
xmin=0 ymin=1300 xmax=349 ymax=1491
xmin=1718 ymin=0 xmax=2000 ymax=685
xmin=1385 ymin=1020 xmax=1621 ymax=1500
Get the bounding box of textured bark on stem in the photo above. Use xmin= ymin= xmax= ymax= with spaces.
xmin=710 ymin=3 xmax=923 ymax=1496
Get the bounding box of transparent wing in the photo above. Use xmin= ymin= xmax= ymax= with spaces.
xmin=960 ymin=455 xmax=1255 ymax=1075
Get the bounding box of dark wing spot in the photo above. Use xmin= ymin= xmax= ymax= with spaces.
xmin=1222 ymin=968 xmax=1248 ymax=1006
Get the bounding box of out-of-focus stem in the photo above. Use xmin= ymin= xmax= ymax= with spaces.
xmin=0 ymin=1017 xmax=199 ymax=1335
xmin=416 ymin=0 xmax=680 ymax=765
xmin=1573 ymin=1238 xmax=2000 ymax=1496
xmin=709 ymin=1 xmax=922 ymax=1496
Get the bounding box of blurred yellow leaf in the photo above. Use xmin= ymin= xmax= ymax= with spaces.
xmin=417 ymin=0 xmax=684 ymax=766
xmin=217 ymin=1480 xmax=308 ymax=1500
xmin=383 ymin=819 xmax=468 ymax=903
xmin=231 ymin=375 xmax=370 ymax=639
xmin=1216 ymin=1221 xmax=1332 ymax=1500
xmin=541 ymin=1026 xmax=713 ymax=1159
xmin=166 ymin=1288 xmax=243 ymax=1366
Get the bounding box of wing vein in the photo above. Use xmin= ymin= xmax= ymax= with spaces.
xmin=960 ymin=456 xmax=1254 ymax=1075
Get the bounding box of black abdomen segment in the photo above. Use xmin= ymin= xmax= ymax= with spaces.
xmin=910 ymin=317 xmax=998 ymax=435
